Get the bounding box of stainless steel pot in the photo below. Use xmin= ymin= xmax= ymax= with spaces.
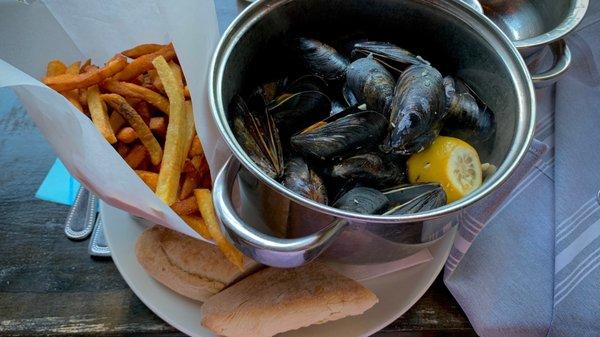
xmin=467 ymin=0 xmax=589 ymax=87
xmin=209 ymin=0 xmax=536 ymax=268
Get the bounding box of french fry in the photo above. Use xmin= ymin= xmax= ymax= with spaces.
xmin=184 ymin=86 xmax=191 ymax=99
xmin=78 ymin=87 xmax=88 ymax=107
xmin=116 ymin=142 xmax=129 ymax=157
xmin=179 ymin=172 xmax=200 ymax=200
xmin=125 ymin=143 xmax=149 ymax=169
xmin=46 ymin=60 xmax=67 ymax=76
xmin=180 ymin=215 xmax=212 ymax=240
xmin=114 ymin=43 xmax=175 ymax=81
xmin=149 ymin=116 xmax=167 ymax=137
xmin=153 ymin=56 xmax=186 ymax=205
xmin=189 ymin=155 xmax=203 ymax=170
xmin=152 ymin=62 xmax=183 ymax=93
xmin=87 ymin=85 xmax=117 ymax=143
xmin=189 ymin=135 xmax=203 ymax=158
xmin=180 ymin=101 xmax=196 ymax=167
xmin=122 ymin=43 xmax=165 ymax=58
xmin=194 ymin=189 xmax=244 ymax=269
xmin=43 ymin=54 xmax=128 ymax=91
xmin=136 ymin=170 xmax=159 ymax=191
xmin=79 ymin=59 xmax=92 ymax=73
xmin=109 ymin=111 xmax=127 ymax=132
xmin=170 ymin=195 xmax=198 ymax=215
xmin=117 ymin=127 xmax=138 ymax=144
xmin=134 ymin=101 xmax=152 ymax=124
xmin=102 ymin=79 xmax=170 ymax=114
xmin=65 ymin=95 xmax=84 ymax=113
xmin=168 ymin=61 xmax=184 ymax=87
xmin=66 ymin=61 xmax=81 ymax=75
xmin=152 ymin=74 xmax=165 ymax=94
xmin=102 ymin=94 xmax=163 ymax=165
xmin=60 ymin=61 xmax=84 ymax=112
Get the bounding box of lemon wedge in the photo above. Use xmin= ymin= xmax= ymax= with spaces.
xmin=407 ymin=136 xmax=482 ymax=203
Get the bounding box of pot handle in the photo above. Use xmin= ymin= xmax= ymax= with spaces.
xmin=531 ymin=39 xmax=572 ymax=88
xmin=212 ymin=155 xmax=347 ymax=268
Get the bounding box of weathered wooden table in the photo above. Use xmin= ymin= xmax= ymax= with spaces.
xmin=0 ymin=1 xmax=476 ymax=336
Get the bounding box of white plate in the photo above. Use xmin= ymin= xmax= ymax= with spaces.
xmin=101 ymin=202 xmax=456 ymax=337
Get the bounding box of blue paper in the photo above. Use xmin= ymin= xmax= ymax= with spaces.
xmin=35 ymin=159 xmax=80 ymax=206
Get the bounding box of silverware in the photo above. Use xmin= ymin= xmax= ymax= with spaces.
xmin=89 ymin=214 xmax=111 ymax=257
xmin=64 ymin=186 xmax=97 ymax=240
xmin=208 ymin=0 xmax=536 ymax=267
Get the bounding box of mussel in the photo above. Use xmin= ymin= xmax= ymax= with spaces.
xmin=331 ymin=153 xmax=405 ymax=189
xmin=284 ymin=75 xmax=329 ymax=94
xmin=230 ymin=95 xmax=284 ymax=179
xmin=247 ymin=78 xmax=288 ymax=110
xmin=291 ymin=111 xmax=389 ymax=161
xmin=333 ymin=187 xmax=389 ymax=214
xmin=291 ymin=38 xmax=350 ymax=82
xmin=268 ymin=90 xmax=331 ymax=138
xmin=442 ymin=76 xmax=496 ymax=144
xmin=385 ymin=64 xmax=446 ymax=155
xmin=383 ymin=183 xmax=447 ymax=215
xmin=346 ymin=57 xmax=395 ymax=117
xmin=352 ymin=41 xmax=429 ymax=75
xmin=283 ymin=157 xmax=328 ymax=204
xmin=342 ymin=83 xmax=359 ymax=107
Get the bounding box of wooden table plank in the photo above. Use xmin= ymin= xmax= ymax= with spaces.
xmin=0 ymin=1 xmax=475 ymax=336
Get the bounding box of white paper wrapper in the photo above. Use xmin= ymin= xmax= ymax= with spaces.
xmin=0 ymin=0 xmax=227 ymax=241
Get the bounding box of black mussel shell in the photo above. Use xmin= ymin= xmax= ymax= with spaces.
xmin=333 ymin=187 xmax=389 ymax=215
xmin=331 ymin=100 xmax=347 ymax=115
xmin=331 ymin=153 xmax=406 ymax=189
xmin=383 ymin=183 xmax=447 ymax=215
xmin=291 ymin=38 xmax=350 ymax=82
xmin=284 ymin=75 xmax=329 ymax=94
xmin=385 ymin=64 xmax=446 ymax=155
xmin=230 ymin=96 xmax=284 ymax=179
xmin=247 ymin=78 xmax=288 ymax=111
xmin=291 ymin=111 xmax=389 ymax=161
xmin=283 ymin=157 xmax=328 ymax=204
xmin=268 ymin=90 xmax=331 ymax=138
xmin=342 ymin=82 xmax=359 ymax=107
xmin=347 ymin=57 xmax=395 ymax=117
xmin=352 ymin=41 xmax=429 ymax=75
xmin=442 ymin=76 xmax=496 ymax=144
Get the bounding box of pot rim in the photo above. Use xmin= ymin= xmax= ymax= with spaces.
xmin=208 ymin=0 xmax=536 ymax=224
xmin=514 ymin=0 xmax=589 ymax=50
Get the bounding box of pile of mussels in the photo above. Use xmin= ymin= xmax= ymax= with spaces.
xmin=230 ymin=38 xmax=495 ymax=216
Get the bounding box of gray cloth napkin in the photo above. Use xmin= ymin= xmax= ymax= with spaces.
xmin=444 ymin=8 xmax=600 ymax=336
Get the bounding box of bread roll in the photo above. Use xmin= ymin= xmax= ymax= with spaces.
xmin=135 ymin=226 xmax=259 ymax=301
xmin=201 ymin=262 xmax=378 ymax=337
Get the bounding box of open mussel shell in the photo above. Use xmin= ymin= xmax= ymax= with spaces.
xmin=268 ymin=90 xmax=331 ymax=138
xmin=331 ymin=152 xmax=406 ymax=189
xmin=347 ymin=57 xmax=395 ymax=117
xmin=442 ymin=76 xmax=496 ymax=144
xmin=382 ymin=183 xmax=447 ymax=215
xmin=352 ymin=41 xmax=429 ymax=75
xmin=385 ymin=64 xmax=446 ymax=155
xmin=291 ymin=37 xmax=350 ymax=82
xmin=290 ymin=110 xmax=389 ymax=161
xmin=230 ymin=95 xmax=284 ymax=179
xmin=283 ymin=157 xmax=328 ymax=204
xmin=333 ymin=187 xmax=389 ymax=215
xmin=247 ymin=78 xmax=288 ymax=111
xmin=342 ymin=82 xmax=359 ymax=107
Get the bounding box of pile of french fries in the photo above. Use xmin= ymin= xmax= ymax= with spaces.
xmin=43 ymin=43 xmax=244 ymax=269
